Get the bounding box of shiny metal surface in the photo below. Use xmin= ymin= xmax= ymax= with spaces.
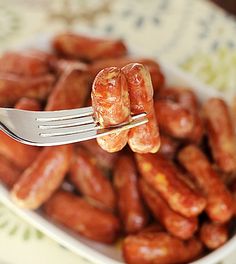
xmin=0 ymin=107 xmax=147 ymax=146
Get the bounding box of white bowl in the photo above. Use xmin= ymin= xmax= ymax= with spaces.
xmin=0 ymin=34 xmax=235 ymax=264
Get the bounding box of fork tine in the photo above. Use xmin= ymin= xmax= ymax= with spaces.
xmin=0 ymin=107 xmax=148 ymax=147
xmin=38 ymin=116 xmax=95 ymax=129
xmin=35 ymin=106 xmax=93 ymax=121
xmin=96 ymin=115 xmax=148 ymax=137
xmin=39 ymin=114 xmax=147 ymax=138
xmin=33 ymin=114 xmax=148 ymax=146
xmin=38 ymin=113 xmax=147 ymax=138
xmin=40 ymin=123 xmax=97 ymax=137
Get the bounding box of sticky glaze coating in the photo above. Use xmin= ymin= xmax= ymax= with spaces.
xmin=10 ymin=65 xmax=90 ymax=210
xmin=69 ymin=147 xmax=116 ymax=211
xmin=15 ymin=98 xmax=41 ymax=111
xmin=0 ymin=155 xmax=21 ymax=188
xmin=113 ymin=155 xmax=148 ymax=234
xmin=46 ymin=67 xmax=90 ymax=111
xmin=158 ymin=134 xmax=179 ymax=159
xmin=122 ymin=63 xmax=160 ymax=153
xmin=91 ymin=67 xmax=130 ymax=152
xmin=0 ymin=98 xmax=41 ymax=170
xmin=187 ymin=113 xmax=205 ymax=143
xmin=156 ymin=87 xmax=204 ymax=143
xmin=203 ymin=98 xmax=236 ymax=173
xmin=79 ymin=139 xmax=118 ymax=171
xmin=230 ymin=179 xmax=236 ymax=216
xmin=140 ymin=223 xmax=164 ymax=234
xmin=0 ymin=51 xmax=53 ymax=76
xmin=154 ymin=100 xmax=195 ymax=139
xmin=135 ymin=153 xmax=206 ymax=217
xmin=156 ymin=87 xmax=198 ymax=110
xmin=0 ymin=73 xmax=54 ymax=107
xmin=43 ymin=190 xmax=120 ymax=244
xmin=11 ymin=145 xmax=72 ymax=209
xmin=139 ymin=179 xmax=198 ymax=240
xmin=89 ymin=57 xmax=165 ymax=91
xmin=200 ymin=222 xmax=228 ymax=249
xmin=178 ymin=145 xmax=234 ymax=223
xmin=53 ymin=33 xmax=127 ymax=61
xmin=52 ymin=59 xmax=88 ymax=74
xmin=123 ymin=231 xmax=203 ymax=264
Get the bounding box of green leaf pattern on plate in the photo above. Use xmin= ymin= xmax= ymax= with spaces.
xmin=181 ymin=46 xmax=236 ymax=95
xmin=0 ymin=202 xmax=44 ymax=240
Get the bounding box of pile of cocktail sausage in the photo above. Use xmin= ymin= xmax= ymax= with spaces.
xmin=0 ymin=33 xmax=236 ymax=264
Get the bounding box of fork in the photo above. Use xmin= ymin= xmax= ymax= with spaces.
xmin=0 ymin=107 xmax=148 ymax=146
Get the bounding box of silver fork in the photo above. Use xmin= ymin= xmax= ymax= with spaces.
xmin=0 ymin=107 xmax=148 ymax=146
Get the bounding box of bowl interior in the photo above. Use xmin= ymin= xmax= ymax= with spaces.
xmin=0 ymin=33 xmax=235 ymax=264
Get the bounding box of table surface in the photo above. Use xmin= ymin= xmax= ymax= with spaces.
xmin=0 ymin=0 xmax=236 ymax=263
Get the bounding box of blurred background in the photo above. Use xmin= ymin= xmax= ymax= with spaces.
xmin=0 ymin=0 xmax=235 ymax=95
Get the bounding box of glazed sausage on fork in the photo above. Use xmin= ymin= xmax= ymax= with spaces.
xmin=122 ymin=63 xmax=160 ymax=153
xmin=89 ymin=57 xmax=165 ymax=92
xmin=91 ymin=67 xmax=130 ymax=152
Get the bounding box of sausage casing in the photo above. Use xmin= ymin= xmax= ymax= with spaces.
xmin=156 ymin=87 xmax=198 ymax=110
xmin=135 ymin=153 xmax=206 ymax=217
xmin=43 ymin=190 xmax=120 ymax=244
xmin=0 ymin=98 xmax=41 ymax=170
xmin=0 ymin=73 xmax=54 ymax=107
xmin=123 ymin=231 xmax=203 ymax=264
xmin=53 ymin=33 xmax=127 ymax=61
xmin=155 ymin=100 xmax=194 ymax=138
xmin=178 ymin=144 xmax=234 ymax=223
xmin=0 ymin=51 xmax=52 ymax=76
xmin=92 ymin=67 xmax=130 ymax=152
xmin=11 ymin=145 xmax=72 ymax=209
xmin=89 ymin=57 xmax=165 ymax=91
xmin=203 ymin=98 xmax=236 ymax=173
xmin=69 ymin=147 xmax=116 ymax=211
xmin=113 ymin=155 xmax=148 ymax=234
xmin=139 ymin=178 xmax=198 ymax=240
xmin=200 ymin=222 xmax=228 ymax=249
xmin=122 ymin=63 xmax=160 ymax=153
xmin=15 ymin=98 xmax=41 ymax=111
xmin=158 ymin=134 xmax=179 ymax=159
xmin=0 ymin=155 xmax=21 ymax=188
xmin=46 ymin=67 xmax=90 ymax=110
xmin=79 ymin=139 xmax=118 ymax=171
